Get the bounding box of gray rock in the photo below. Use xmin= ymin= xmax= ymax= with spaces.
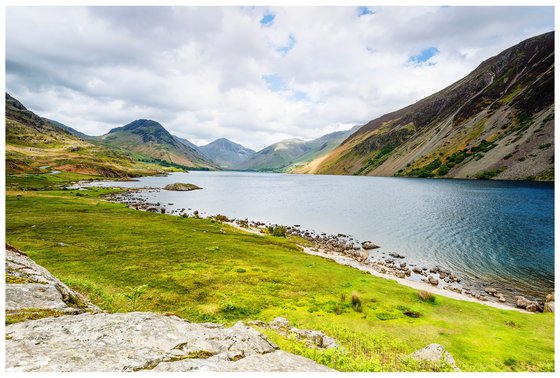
xmin=543 ymin=302 xmax=554 ymax=313
xmin=484 ymin=287 xmax=498 ymax=296
xmin=153 ymin=350 xmax=334 ymax=372
xmin=361 ymin=241 xmax=379 ymax=250
xmin=6 ymin=284 xmax=74 ymax=311
xmin=6 ymin=312 xmax=332 ymax=372
xmin=427 ymin=276 xmax=439 ymax=286
xmin=515 ymin=296 xmax=531 ymax=309
xmin=546 ymin=292 xmax=554 ymax=303
xmin=267 ymin=317 xmax=338 ymax=350
xmin=410 ymin=343 xmax=460 ymax=372
xmin=412 ymin=267 xmax=423 ymax=274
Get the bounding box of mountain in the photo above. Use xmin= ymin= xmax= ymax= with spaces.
xmin=173 ymin=135 xmax=203 ymax=154
xmin=101 ymin=119 xmax=216 ymax=169
xmin=235 ymin=126 xmax=360 ymax=172
xmin=5 ymin=93 xmax=169 ymax=178
xmin=42 ymin=118 xmax=91 ymax=140
xmin=310 ymin=32 xmax=554 ymax=180
xmin=199 ymin=138 xmax=255 ymax=169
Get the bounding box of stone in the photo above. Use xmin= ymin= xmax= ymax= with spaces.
xmin=484 ymin=287 xmax=497 ymax=296
xmin=546 ymin=292 xmax=554 ymax=303
xmin=497 ymin=294 xmax=506 ymax=302
xmin=267 ymin=318 xmax=338 ymax=350
xmin=5 ymin=313 xmax=333 ymax=372
xmin=361 ymin=241 xmax=379 ymax=250
xmin=525 ymin=302 xmax=541 ymax=312
xmin=410 ymin=343 xmax=460 ymax=372
xmin=395 ymin=270 xmax=406 ymax=279
xmin=412 ymin=267 xmax=423 ymax=274
xmin=543 ymin=302 xmax=554 ymax=313
xmin=515 ymin=296 xmax=531 ymax=309
xmin=427 ymin=276 xmax=439 ymax=286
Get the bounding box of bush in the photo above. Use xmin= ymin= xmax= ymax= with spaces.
xmin=351 ymin=291 xmax=363 ymax=312
xmin=417 ymin=290 xmax=436 ymax=303
xmin=214 ymin=214 xmax=230 ymax=222
xmin=271 ymin=226 xmax=287 ymax=237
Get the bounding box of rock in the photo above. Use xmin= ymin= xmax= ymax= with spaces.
xmin=543 ymin=302 xmax=554 ymax=313
xmin=515 ymin=296 xmax=531 ymax=309
xmin=412 ymin=267 xmax=423 ymax=274
xmin=153 ymin=350 xmax=334 ymax=372
xmin=410 ymin=343 xmax=460 ymax=372
xmin=5 ymin=313 xmax=333 ymax=372
xmin=497 ymin=294 xmax=506 ymax=302
xmin=395 ymin=270 xmax=406 ymax=279
xmin=267 ymin=318 xmax=338 ymax=350
xmin=163 ymin=183 xmax=202 ymax=191
xmin=427 ymin=276 xmax=439 ymax=286
xmin=546 ymin=292 xmax=554 ymax=303
xmin=484 ymin=287 xmax=497 ymax=296
xmin=525 ymin=302 xmax=541 ymax=312
xmin=361 ymin=241 xmax=379 ymax=250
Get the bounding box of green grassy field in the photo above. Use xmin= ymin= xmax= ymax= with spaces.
xmin=5 ymin=177 xmax=554 ymax=372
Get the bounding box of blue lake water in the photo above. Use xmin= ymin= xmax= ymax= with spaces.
xmin=91 ymin=171 xmax=554 ymax=299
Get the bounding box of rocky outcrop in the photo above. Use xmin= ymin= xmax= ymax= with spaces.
xmin=164 ymin=183 xmax=202 ymax=191
xmin=4 ymin=245 xmax=333 ymax=372
xmin=5 ymin=244 xmax=99 ymax=315
xmin=410 ymin=343 xmax=460 ymax=372
xmin=250 ymin=317 xmax=339 ymax=350
xmin=544 ymin=292 xmax=555 ymax=313
xmin=5 ymin=313 xmax=333 ymax=372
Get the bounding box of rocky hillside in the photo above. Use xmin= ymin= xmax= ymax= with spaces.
xmin=199 ymin=138 xmax=256 ymax=169
xmin=5 ymin=93 xmax=166 ymax=179
xmin=101 ymin=119 xmax=216 ymax=169
xmin=308 ymin=32 xmax=554 ymax=180
xmin=42 ymin=118 xmax=92 ymax=140
xmin=5 ymin=245 xmax=333 ymax=372
xmin=236 ymin=126 xmax=360 ymax=172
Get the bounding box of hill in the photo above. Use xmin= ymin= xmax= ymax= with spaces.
xmin=101 ymin=119 xmax=216 ymax=169
xmin=235 ymin=126 xmax=360 ymax=172
xmin=310 ymin=32 xmax=554 ymax=180
xmin=5 ymin=93 xmax=179 ymax=185
xmin=199 ymin=138 xmax=256 ymax=169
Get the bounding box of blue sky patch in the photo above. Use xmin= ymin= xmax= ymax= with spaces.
xmin=277 ymin=34 xmax=296 ymax=54
xmin=357 ymin=7 xmax=375 ymax=17
xmin=291 ymin=90 xmax=308 ymax=101
xmin=409 ymin=47 xmax=440 ymax=64
xmin=262 ymin=74 xmax=287 ymax=92
xmin=260 ymin=12 xmax=275 ymax=26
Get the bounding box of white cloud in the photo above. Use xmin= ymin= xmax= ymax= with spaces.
xmin=6 ymin=6 xmax=554 ymax=151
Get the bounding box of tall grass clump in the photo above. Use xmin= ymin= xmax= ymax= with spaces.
xmin=351 ymin=291 xmax=363 ymax=312
xmin=417 ymin=290 xmax=436 ymax=303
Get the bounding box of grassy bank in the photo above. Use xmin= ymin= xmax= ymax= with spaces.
xmin=5 ymin=184 xmax=554 ymax=372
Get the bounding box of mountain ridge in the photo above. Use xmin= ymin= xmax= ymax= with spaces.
xmin=305 ymin=31 xmax=554 ymax=180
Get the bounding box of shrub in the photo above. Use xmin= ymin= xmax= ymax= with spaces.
xmin=271 ymin=226 xmax=287 ymax=237
xmin=351 ymin=291 xmax=363 ymax=312
xmin=236 ymin=268 xmax=246 ymax=273
xmin=417 ymin=290 xmax=436 ymax=303
xmin=214 ymin=214 xmax=230 ymax=222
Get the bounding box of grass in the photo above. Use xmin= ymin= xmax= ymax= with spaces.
xmin=5 ymin=186 xmax=555 ymax=372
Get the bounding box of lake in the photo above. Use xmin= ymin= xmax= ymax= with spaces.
xmin=90 ymin=171 xmax=554 ymax=300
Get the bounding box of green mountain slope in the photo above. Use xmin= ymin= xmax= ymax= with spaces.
xmin=235 ymin=126 xmax=360 ymax=172
xmin=199 ymin=138 xmax=256 ymax=169
xmin=100 ymin=119 xmax=217 ymax=169
xmin=312 ymin=32 xmax=554 ymax=180
xmin=5 ymin=93 xmax=173 ymax=181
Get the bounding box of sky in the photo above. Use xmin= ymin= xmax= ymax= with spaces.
xmin=5 ymin=6 xmax=554 ymax=151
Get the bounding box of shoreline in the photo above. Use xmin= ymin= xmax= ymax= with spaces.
xmin=84 ymin=184 xmax=551 ymax=313
xmin=226 ymin=221 xmax=529 ymax=313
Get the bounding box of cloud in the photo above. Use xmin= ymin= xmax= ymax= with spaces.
xmin=5 ymin=6 xmax=554 ymax=150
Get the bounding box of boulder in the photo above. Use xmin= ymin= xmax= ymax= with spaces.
xmin=484 ymin=287 xmax=497 ymax=296
xmin=543 ymin=302 xmax=554 ymax=313
xmin=361 ymin=241 xmax=379 ymax=250
xmin=5 ymin=313 xmax=333 ymax=372
xmin=427 ymin=276 xmax=439 ymax=286
xmin=525 ymin=302 xmax=541 ymax=312
xmin=546 ymin=292 xmax=554 ymax=303
xmin=497 ymin=294 xmax=506 ymax=303
xmin=267 ymin=318 xmax=338 ymax=350
xmin=515 ymin=296 xmax=531 ymax=309
xmin=412 ymin=267 xmax=423 ymax=274
xmin=410 ymin=343 xmax=460 ymax=372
